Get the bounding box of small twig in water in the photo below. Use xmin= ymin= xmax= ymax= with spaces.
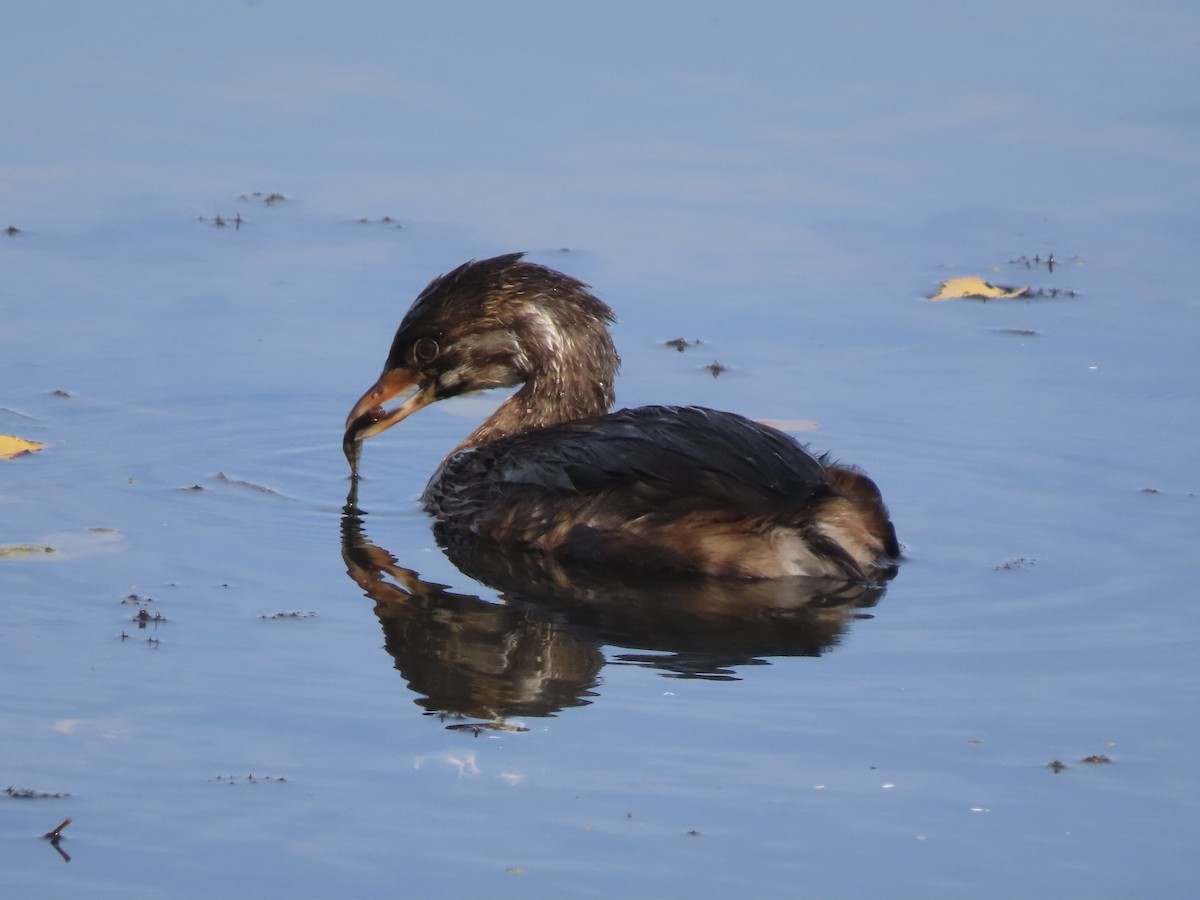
xmin=43 ymin=818 xmax=72 ymax=863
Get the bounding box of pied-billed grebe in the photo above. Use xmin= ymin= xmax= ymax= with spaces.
xmin=344 ymin=253 xmax=899 ymax=582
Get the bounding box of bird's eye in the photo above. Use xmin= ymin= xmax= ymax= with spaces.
xmin=412 ymin=338 xmax=439 ymax=364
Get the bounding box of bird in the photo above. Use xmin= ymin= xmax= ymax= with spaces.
xmin=343 ymin=253 xmax=898 ymax=582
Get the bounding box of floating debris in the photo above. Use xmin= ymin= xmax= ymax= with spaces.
xmin=238 ymin=191 xmax=287 ymax=205
xmin=0 ymin=434 xmax=48 ymax=460
xmin=197 ymin=213 xmax=243 ymax=231
xmin=43 ymin=818 xmax=71 ymax=838
xmin=0 ymin=543 xmax=55 ymax=559
xmin=43 ymin=818 xmax=72 ymax=863
xmin=1008 ymin=253 xmax=1083 ymax=272
xmin=1027 ymin=287 xmax=1078 ymax=298
xmin=931 ymin=277 xmax=1030 ymax=301
xmin=133 ymin=609 xmax=166 ymax=627
xmin=211 ymin=774 xmax=288 ymax=785
xmin=3 ymin=528 xmax=120 ymax=561
xmin=6 ymin=787 xmax=71 ymax=800
xmin=994 ymin=557 xmax=1036 ymax=571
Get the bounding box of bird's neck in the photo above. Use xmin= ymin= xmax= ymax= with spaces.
xmin=458 ymin=335 xmax=617 ymax=451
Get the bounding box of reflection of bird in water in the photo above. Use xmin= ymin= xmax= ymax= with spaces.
xmin=344 ymin=253 xmax=899 ymax=581
xmin=434 ymin=522 xmax=886 ymax=680
xmin=341 ymin=511 xmax=886 ymax=729
xmin=341 ymin=513 xmax=601 ymax=726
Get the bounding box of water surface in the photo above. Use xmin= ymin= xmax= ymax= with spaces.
xmin=3 ymin=3 xmax=1199 ymax=897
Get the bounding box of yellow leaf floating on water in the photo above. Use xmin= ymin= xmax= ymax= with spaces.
xmin=0 ymin=543 xmax=55 ymax=559
xmin=930 ymin=276 xmax=1030 ymax=301
xmin=0 ymin=528 xmax=122 ymax=562
xmin=0 ymin=434 xmax=47 ymax=460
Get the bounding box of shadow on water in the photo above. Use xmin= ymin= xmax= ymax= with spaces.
xmin=340 ymin=503 xmax=892 ymax=732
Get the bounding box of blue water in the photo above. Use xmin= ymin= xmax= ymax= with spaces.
xmin=3 ymin=2 xmax=1199 ymax=897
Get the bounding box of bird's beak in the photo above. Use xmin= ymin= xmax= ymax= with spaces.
xmin=343 ymin=368 xmax=437 ymax=445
